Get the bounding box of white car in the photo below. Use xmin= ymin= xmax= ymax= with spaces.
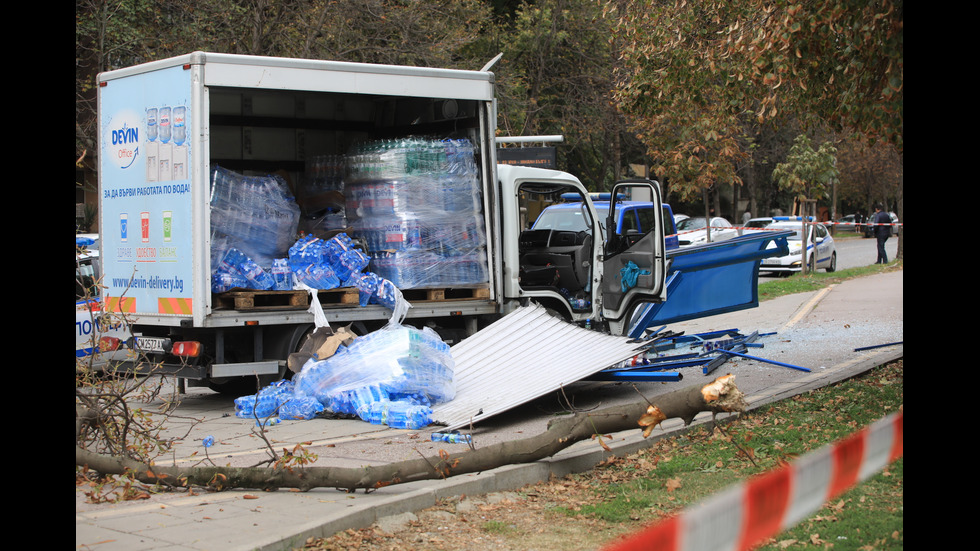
xmin=676 ymin=217 xmax=739 ymax=247
xmin=76 ymin=235 xmax=132 ymax=367
xmin=760 ymin=220 xmax=837 ymax=274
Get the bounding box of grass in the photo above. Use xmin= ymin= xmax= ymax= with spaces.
xmin=758 ymin=259 xmax=902 ymax=302
xmin=551 ymin=359 xmax=903 ymax=550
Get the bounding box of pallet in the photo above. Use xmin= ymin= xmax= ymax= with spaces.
xmin=402 ymin=286 xmax=491 ymax=303
xmin=213 ymin=289 xmax=309 ymax=311
xmin=213 ymin=287 xmax=360 ymax=311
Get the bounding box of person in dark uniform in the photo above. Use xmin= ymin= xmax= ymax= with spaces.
xmin=873 ymin=203 xmax=892 ymax=264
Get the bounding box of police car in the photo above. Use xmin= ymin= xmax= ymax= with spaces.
xmin=760 ymin=218 xmax=837 ymax=275
xmin=76 ymin=235 xmax=131 ymax=367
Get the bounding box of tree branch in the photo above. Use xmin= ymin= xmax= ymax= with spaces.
xmin=77 ymin=375 xmax=746 ymax=492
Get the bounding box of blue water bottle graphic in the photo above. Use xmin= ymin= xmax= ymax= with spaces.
xmin=172 ymin=106 xmax=186 ymax=146
xmin=171 ymin=105 xmax=188 ymax=179
xmin=146 ymin=107 xmax=159 ymax=182
xmin=120 ymin=213 xmax=128 ymax=242
xmin=158 ymin=107 xmax=171 ymax=144
xmin=146 ymin=108 xmax=158 ymax=141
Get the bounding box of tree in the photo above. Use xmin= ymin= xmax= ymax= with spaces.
xmin=492 ymin=0 xmax=635 ymax=190
xmin=605 ymin=0 xmax=903 ymax=203
xmin=75 ymin=0 xmax=493 ymax=166
xmin=771 ymin=134 xmax=838 ymax=274
xmin=836 ymin=140 xmax=902 ymax=215
xmin=771 ymin=134 xmax=839 ymax=207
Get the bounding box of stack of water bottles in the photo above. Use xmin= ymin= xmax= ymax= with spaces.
xmin=290 ymin=323 xmax=455 ymax=429
xmin=286 ymin=233 xmax=403 ymax=312
xmin=345 ymin=137 xmax=488 ymax=290
xmin=298 ymin=155 xmax=348 ymax=234
xmin=210 ymin=166 xmax=301 ymax=270
xmin=304 ymin=154 xmax=346 ymax=193
xmin=234 ymin=380 xmax=297 ymax=420
xmin=235 ymin=379 xmax=328 ymax=423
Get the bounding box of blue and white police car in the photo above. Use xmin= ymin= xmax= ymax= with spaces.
xmin=76 ymin=235 xmax=131 ymax=367
xmin=760 ymin=218 xmax=837 ymax=275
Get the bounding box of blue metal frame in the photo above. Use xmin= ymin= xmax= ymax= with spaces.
xmin=591 ymin=327 xmax=809 ymax=382
xmin=627 ymin=231 xmax=791 ymax=338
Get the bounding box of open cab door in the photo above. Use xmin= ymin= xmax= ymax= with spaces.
xmin=600 ymin=179 xmax=667 ymax=335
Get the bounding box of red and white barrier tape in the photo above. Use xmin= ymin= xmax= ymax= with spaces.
xmin=603 ymin=411 xmax=903 ymax=551
xmin=673 ymin=222 xmax=903 ymax=238
xmin=824 ymin=221 xmax=903 ymax=228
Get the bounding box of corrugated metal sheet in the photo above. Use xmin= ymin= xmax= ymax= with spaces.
xmin=432 ymin=304 xmax=645 ymax=430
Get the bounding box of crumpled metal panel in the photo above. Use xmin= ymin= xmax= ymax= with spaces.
xmin=432 ymin=303 xmax=644 ymax=430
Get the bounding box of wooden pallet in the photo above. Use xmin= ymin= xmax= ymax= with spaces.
xmin=316 ymin=287 xmax=362 ymax=306
xmin=402 ymin=286 xmax=491 ymax=303
xmin=213 ymin=287 xmax=361 ymax=311
xmin=213 ymin=289 xmax=309 ymax=311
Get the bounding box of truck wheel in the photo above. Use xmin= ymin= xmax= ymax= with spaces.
xmin=207 ymin=324 xmax=313 ymax=396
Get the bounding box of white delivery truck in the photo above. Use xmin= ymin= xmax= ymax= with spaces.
xmin=95 ymin=52 xmax=786 ymax=394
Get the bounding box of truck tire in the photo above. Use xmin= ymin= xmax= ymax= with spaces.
xmin=207 ymin=324 xmax=314 ymax=396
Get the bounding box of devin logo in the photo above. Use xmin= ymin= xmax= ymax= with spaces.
xmin=106 ymin=109 xmax=141 ymax=170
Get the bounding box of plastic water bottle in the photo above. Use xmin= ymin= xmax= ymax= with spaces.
xmin=271 ymin=258 xmax=293 ymax=290
xmin=235 ymin=393 xmax=279 ymax=418
xmin=356 ymin=400 xmax=432 ymax=429
xmin=431 ymin=432 xmax=472 ymax=444
xmin=384 ymin=401 xmax=433 ymax=429
xmin=279 ymin=395 xmax=325 ymax=420
xmin=220 ymin=248 xmax=275 ymax=290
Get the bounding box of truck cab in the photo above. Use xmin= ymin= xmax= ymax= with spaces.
xmin=497 ymin=165 xmax=668 ymax=332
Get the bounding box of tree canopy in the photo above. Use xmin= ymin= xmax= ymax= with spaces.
xmin=772 ymin=134 xmax=839 ymax=202
xmin=606 ymin=0 xmax=903 ymax=198
xmin=76 ymin=0 xmax=903 ymax=214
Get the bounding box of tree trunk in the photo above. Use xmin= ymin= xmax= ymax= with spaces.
xmin=76 ymin=375 xmax=746 ymax=492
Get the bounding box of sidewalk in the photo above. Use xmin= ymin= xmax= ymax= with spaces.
xmin=76 ymin=270 xmax=903 ymax=551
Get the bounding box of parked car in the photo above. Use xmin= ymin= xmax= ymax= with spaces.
xmin=76 ymin=235 xmax=131 ymax=368
xmin=760 ymin=220 xmax=837 ymax=274
xmin=676 ymin=216 xmax=739 ymax=247
xmin=835 ymin=214 xmax=860 ymax=232
xmin=742 ymin=217 xmax=774 ymax=235
xmin=673 ymin=213 xmax=689 ymax=226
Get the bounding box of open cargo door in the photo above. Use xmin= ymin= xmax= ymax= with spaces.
xmin=431 ymin=303 xmax=644 ymax=430
xmin=625 ymin=230 xmax=793 ymax=338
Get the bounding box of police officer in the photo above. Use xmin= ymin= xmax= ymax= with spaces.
xmin=872 ymin=203 xmax=892 ymax=264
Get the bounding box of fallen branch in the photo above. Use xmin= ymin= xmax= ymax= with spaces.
xmin=76 ymin=374 xmax=746 ymax=492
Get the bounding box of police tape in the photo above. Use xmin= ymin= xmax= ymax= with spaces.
xmin=603 ymin=410 xmax=903 ymax=551
xmin=673 ymin=222 xmax=903 ymax=237
xmin=825 ymin=222 xmax=903 ymax=228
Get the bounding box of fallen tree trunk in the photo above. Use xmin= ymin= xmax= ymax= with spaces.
xmin=76 ymin=374 xmax=746 ymax=492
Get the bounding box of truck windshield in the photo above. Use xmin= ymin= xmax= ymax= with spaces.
xmin=532 ymin=205 xmax=608 ymax=233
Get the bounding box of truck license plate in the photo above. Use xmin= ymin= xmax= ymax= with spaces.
xmin=136 ymin=336 xmax=168 ymax=353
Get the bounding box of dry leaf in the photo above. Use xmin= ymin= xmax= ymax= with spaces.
xmin=665 ymin=477 xmax=682 ymax=493
xmin=243 ymin=494 xmax=259 ymax=500
xmin=639 ymin=405 xmax=667 ymax=437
